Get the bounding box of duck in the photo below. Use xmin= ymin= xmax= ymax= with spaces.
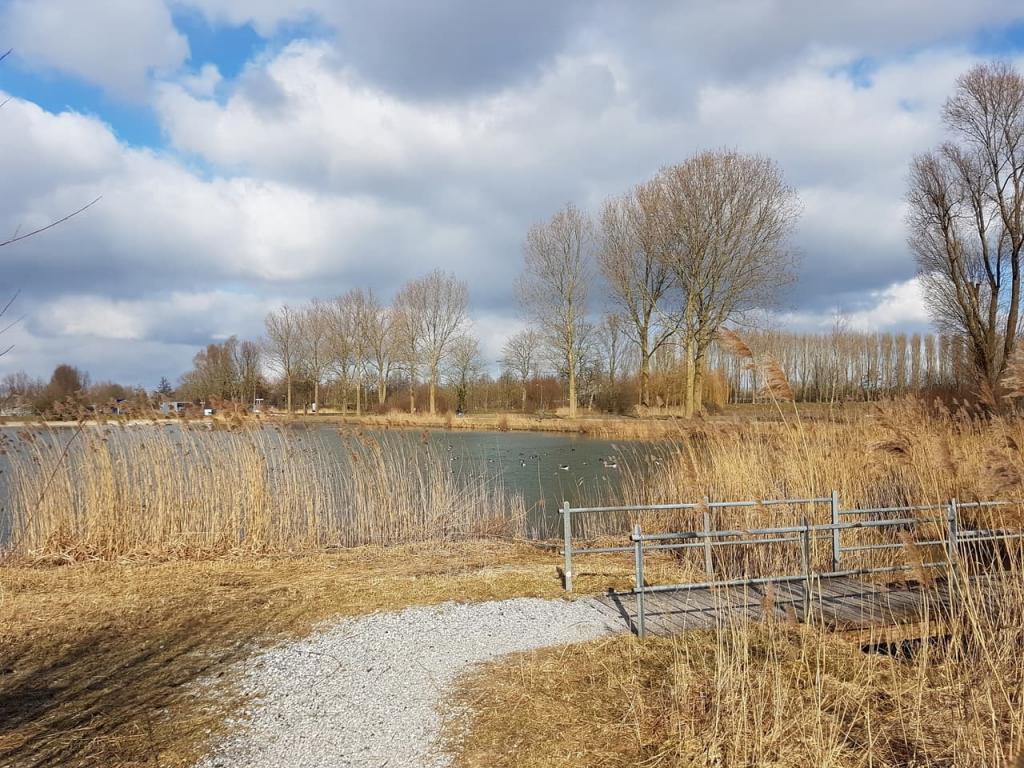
xmin=559 ymin=464 xmax=570 ymax=471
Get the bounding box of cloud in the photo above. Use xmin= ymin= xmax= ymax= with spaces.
xmin=5 ymin=3 xmax=1024 ymax=385
xmin=2 ymin=0 xmax=189 ymax=99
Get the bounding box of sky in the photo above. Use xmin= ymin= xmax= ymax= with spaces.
xmin=2 ymin=1 xmax=1024 ymax=388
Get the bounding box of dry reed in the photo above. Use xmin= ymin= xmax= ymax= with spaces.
xmin=2 ymin=422 xmax=524 ymax=560
xmin=453 ymin=547 xmax=1024 ymax=767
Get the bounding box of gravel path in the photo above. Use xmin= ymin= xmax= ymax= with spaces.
xmin=198 ymin=597 xmax=621 ymax=768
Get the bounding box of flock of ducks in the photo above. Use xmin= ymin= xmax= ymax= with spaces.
xmin=443 ymin=440 xmax=622 ymax=474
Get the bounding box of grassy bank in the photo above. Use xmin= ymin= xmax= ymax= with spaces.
xmin=0 ymin=541 xmax=599 ymax=768
xmin=453 ymin=563 xmax=1024 ymax=767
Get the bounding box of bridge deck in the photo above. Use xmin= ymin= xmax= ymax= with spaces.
xmin=591 ymin=575 xmax=971 ymax=639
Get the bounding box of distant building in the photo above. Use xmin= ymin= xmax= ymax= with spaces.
xmin=159 ymin=401 xmax=190 ymax=415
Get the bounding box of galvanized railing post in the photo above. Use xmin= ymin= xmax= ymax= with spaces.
xmin=946 ymin=498 xmax=959 ymax=565
xmin=800 ymin=515 xmax=812 ymax=618
xmin=830 ymin=490 xmax=841 ymax=573
xmin=702 ymin=497 xmax=714 ymax=580
xmin=632 ymin=523 xmax=646 ymax=639
xmin=562 ymin=501 xmax=573 ymax=592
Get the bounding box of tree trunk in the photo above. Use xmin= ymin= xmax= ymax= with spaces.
xmin=683 ymin=332 xmax=696 ymax=418
xmin=567 ymin=350 xmax=577 ymax=418
xmin=693 ymin=356 xmax=704 ymax=413
xmin=639 ymin=336 xmax=651 ymax=408
xmin=286 ymin=376 xmax=293 ymax=413
xmin=355 ymin=379 xmax=361 ymax=416
xmin=429 ymin=364 xmax=438 ymax=415
xmin=378 ymin=373 xmax=388 ymax=406
xmin=521 ymin=383 xmax=527 ymax=411
xmin=313 ymin=379 xmax=319 ymax=412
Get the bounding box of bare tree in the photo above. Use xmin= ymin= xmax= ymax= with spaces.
xmin=233 ymin=339 xmax=263 ymax=407
xmin=660 ymin=151 xmax=799 ymax=416
xmin=263 ymin=304 xmax=301 ymax=412
xmin=518 ymin=203 xmax=592 ymax=417
xmin=446 ymin=335 xmax=482 ymax=413
xmin=599 ymin=179 xmax=680 ymax=407
xmin=394 ymin=271 xmax=469 ymax=414
xmin=597 ymin=312 xmax=628 ymax=387
xmin=500 ymin=328 xmax=543 ymax=410
xmin=331 ymin=290 xmax=374 ymax=415
xmin=392 ymin=288 xmax=421 ymax=413
xmin=360 ymin=291 xmax=394 ymax=406
xmin=299 ymin=299 xmax=332 ymax=412
xmin=908 ymin=61 xmax=1024 ymax=399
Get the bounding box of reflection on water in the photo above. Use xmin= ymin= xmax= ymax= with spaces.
xmin=360 ymin=427 xmax=670 ymax=534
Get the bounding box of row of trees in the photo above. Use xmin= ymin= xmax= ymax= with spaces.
xmin=516 ymin=149 xmax=800 ymax=417
xmin=258 ymin=271 xmax=472 ymax=415
xmin=0 ymin=364 xmax=151 ymax=415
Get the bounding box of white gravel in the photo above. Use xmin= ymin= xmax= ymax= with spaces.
xmin=198 ymin=597 xmax=621 ymax=768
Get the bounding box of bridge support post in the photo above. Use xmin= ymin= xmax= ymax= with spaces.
xmin=632 ymin=524 xmax=646 ymax=639
xmin=800 ymin=516 xmax=812 ymax=620
xmin=562 ymin=501 xmax=573 ymax=592
xmin=830 ymin=490 xmax=841 ymax=573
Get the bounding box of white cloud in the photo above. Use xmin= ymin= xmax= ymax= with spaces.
xmin=6 ymin=3 xmax=1024 ymax=384
xmin=843 ymin=278 xmax=931 ymax=331
xmin=2 ymin=0 xmax=189 ymax=99
xmin=179 ymin=63 xmax=223 ymax=98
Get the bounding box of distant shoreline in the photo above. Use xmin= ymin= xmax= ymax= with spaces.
xmin=0 ymin=401 xmax=857 ymax=439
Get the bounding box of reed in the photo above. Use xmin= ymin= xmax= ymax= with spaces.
xmin=2 ymin=421 xmax=524 ymax=560
xmin=454 ymin=533 xmax=1024 ymax=767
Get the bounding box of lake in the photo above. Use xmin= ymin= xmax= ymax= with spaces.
xmin=329 ymin=426 xmax=670 ymax=525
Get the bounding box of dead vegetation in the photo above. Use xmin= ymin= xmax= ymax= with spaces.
xmin=453 ymin=564 xmax=1024 ymax=767
xmin=0 ymin=541 xmax=584 ymax=768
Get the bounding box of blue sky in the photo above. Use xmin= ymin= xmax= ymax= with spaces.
xmin=2 ymin=1 xmax=1024 ymax=387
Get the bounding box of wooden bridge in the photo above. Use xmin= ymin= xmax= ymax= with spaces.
xmin=590 ymin=575 xmax=963 ymax=642
xmin=561 ymin=494 xmax=1021 ymax=640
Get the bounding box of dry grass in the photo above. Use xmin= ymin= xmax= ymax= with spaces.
xmin=453 ymin=564 xmax=1024 ymax=767
xmin=0 ymin=540 xmax=582 ymax=768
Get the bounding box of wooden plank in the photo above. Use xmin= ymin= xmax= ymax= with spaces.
xmin=587 ymin=572 xmax=1006 ymax=638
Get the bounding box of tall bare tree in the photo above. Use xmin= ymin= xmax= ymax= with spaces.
xmin=333 ymin=290 xmax=374 ymax=415
xmin=660 ymin=151 xmax=799 ymax=416
xmin=501 ymin=328 xmax=543 ymax=410
xmin=394 ymin=271 xmax=469 ymax=414
xmin=361 ymin=291 xmax=394 ymax=406
xmin=446 ymin=335 xmax=482 ymax=413
xmin=299 ymin=299 xmax=332 ymax=412
xmin=519 ymin=203 xmax=592 ymax=417
xmin=599 ymin=179 xmax=679 ymax=407
xmin=264 ymin=304 xmax=301 ymax=413
xmin=908 ymin=61 xmax=1024 ymax=398
xmin=233 ymin=339 xmax=263 ymax=407
xmin=392 ymin=288 xmax=421 ymax=413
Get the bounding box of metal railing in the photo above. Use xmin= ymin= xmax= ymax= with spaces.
xmin=560 ymin=495 xmax=835 ymax=591
xmin=559 ymin=494 xmax=1024 ymax=637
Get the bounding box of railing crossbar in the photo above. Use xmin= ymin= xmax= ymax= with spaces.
xmin=559 ymin=491 xmax=1023 ymax=608
xmin=635 ymin=516 xmax=943 ymax=544
xmin=632 ymin=561 xmax=949 ymax=595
